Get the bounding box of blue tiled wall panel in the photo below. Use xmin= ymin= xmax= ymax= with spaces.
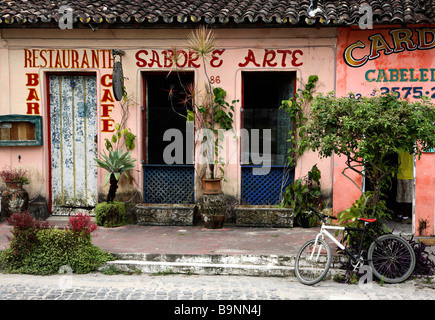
xmin=143 ymin=165 xmax=195 ymax=204
xmin=241 ymin=166 xmax=294 ymax=205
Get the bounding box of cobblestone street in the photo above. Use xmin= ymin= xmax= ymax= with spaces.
xmin=0 ymin=273 xmax=433 ymax=301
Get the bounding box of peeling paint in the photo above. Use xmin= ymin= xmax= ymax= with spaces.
xmin=50 ymin=75 xmax=98 ymax=214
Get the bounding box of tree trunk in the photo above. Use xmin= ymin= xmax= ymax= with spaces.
xmin=106 ymin=173 xmax=118 ymax=203
xmin=371 ymin=179 xmax=381 ymax=214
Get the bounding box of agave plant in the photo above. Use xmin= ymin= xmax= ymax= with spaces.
xmin=94 ymin=149 xmax=136 ymax=202
xmin=187 ymin=25 xmax=217 ymax=60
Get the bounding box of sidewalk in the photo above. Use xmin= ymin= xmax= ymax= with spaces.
xmin=1 ymin=216 xmax=430 ymax=278
xmin=0 ymin=216 xmax=414 ymax=256
xmin=0 ymin=217 xmax=319 ymax=256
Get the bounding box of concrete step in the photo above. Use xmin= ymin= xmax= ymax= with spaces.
xmin=103 ymin=259 xmax=295 ymax=277
xmin=100 ymin=253 xmax=347 ymax=278
xmin=112 ymin=253 xmax=294 ymax=266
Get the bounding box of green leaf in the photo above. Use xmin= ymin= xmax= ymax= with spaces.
xmin=104 ymin=172 xmax=111 ymax=186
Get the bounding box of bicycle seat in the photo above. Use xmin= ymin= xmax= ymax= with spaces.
xmin=358 ymin=217 xmax=376 ymax=223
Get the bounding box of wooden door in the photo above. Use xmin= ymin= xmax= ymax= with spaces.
xmin=49 ymin=74 xmax=98 ymax=214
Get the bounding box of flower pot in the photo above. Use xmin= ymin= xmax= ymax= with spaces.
xmin=198 ymin=193 xmax=227 ymax=229
xmin=1 ymin=182 xmax=29 ymax=220
xmin=202 ymin=214 xmax=225 ymax=229
xmin=202 ymin=178 xmax=222 ymax=195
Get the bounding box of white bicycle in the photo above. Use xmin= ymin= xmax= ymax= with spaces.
xmin=294 ymin=208 xmax=416 ymax=285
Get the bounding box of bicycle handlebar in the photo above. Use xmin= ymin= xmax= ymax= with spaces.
xmin=307 ymin=207 xmax=337 ymax=221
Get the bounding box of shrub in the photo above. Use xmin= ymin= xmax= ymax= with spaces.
xmin=1 ymin=212 xmax=50 ymax=270
xmin=407 ymin=236 xmax=435 ymax=277
xmin=95 ymin=201 xmax=126 ymax=228
xmin=0 ymin=166 xmax=30 ymax=185
xmin=0 ymin=211 xmax=114 ymax=275
xmin=68 ymin=212 xmax=98 ymax=235
xmin=15 ymin=228 xmax=113 ymax=275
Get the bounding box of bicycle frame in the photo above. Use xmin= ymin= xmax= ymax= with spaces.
xmin=314 ymin=220 xmax=377 ymax=265
xmin=298 ymin=211 xmax=416 ymax=285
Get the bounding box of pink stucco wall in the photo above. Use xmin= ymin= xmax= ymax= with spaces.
xmin=336 ymin=25 xmax=435 ymax=235
xmin=415 ymin=153 xmax=435 ymax=236
xmin=0 ymin=27 xmax=337 ymax=213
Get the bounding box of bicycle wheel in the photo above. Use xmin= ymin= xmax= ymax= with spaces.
xmin=295 ymin=238 xmax=332 ymax=285
xmin=368 ymin=234 xmax=416 ymax=283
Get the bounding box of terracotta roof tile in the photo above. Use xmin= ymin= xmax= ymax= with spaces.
xmin=0 ymin=0 xmax=433 ymax=26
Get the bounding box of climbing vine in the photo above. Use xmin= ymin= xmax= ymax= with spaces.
xmin=279 ymin=74 xmax=318 ymax=168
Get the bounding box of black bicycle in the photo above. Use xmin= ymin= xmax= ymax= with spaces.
xmin=294 ymin=208 xmax=416 ymax=285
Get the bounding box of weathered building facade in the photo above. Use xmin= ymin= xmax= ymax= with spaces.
xmin=0 ymin=0 xmax=433 ymax=235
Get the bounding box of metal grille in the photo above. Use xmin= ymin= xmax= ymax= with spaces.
xmin=241 ymin=166 xmax=293 ymax=205
xmin=143 ymin=165 xmax=195 ymax=204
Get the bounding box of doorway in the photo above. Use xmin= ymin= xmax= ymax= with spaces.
xmin=142 ymin=72 xmax=195 ymax=204
xmin=241 ymin=71 xmax=296 ymax=205
xmin=364 ymin=152 xmax=414 ymax=227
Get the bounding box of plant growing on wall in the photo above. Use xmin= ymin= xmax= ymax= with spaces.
xmin=279 ymin=75 xmax=318 ymax=203
xmin=279 ymin=75 xmax=318 ymax=167
xmin=300 ymin=92 xmax=435 ymax=219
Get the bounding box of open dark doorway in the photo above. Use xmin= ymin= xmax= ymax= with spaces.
xmin=364 ymin=152 xmax=414 ymax=224
xmin=241 ymin=71 xmax=296 ymax=205
xmin=141 ymin=72 xmax=195 ymax=204
xmin=143 ymin=72 xmax=194 ymax=165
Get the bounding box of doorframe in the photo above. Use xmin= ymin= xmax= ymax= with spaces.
xmin=240 ymin=70 xmax=297 ymax=204
xmin=362 ymin=154 xmax=416 ymax=232
xmin=140 ymin=71 xmax=196 ymax=204
xmin=45 ymin=71 xmax=97 ymax=213
xmin=141 ymin=70 xmax=195 ymax=165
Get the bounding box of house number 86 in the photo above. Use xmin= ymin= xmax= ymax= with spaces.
xmin=210 ymin=76 xmax=221 ymax=84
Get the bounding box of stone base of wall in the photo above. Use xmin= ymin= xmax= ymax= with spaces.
xmin=135 ymin=203 xmax=195 ymax=226
xmin=234 ymin=205 xmax=294 ymax=228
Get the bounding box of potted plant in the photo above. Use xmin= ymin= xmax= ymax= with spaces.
xmin=197 ymin=86 xmax=236 ymax=195
xmin=281 ymin=164 xmax=323 ymax=227
xmin=167 ymin=27 xmax=237 ymax=228
xmin=196 ymin=194 xmax=227 ymax=229
xmin=0 ymin=166 xmax=30 ymax=219
xmin=94 ymin=123 xmax=136 ymax=227
xmin=169 ymin=26 xmax=237 ymax=195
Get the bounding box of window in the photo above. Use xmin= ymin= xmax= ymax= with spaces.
xmin=0 ymin=115 xmax=42 ymax=146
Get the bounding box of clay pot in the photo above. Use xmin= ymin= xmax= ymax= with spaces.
xmin=202 ymin=214 xmax=225 ymax=229
xmin=202 ymin=178 xmax=223 ymax=195
xmin=1 ymin=182 xmax=29 ymax=220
